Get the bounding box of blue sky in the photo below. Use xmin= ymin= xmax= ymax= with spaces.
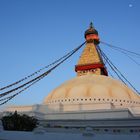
xmin=0 ymin=0 xmax=140 ymax=108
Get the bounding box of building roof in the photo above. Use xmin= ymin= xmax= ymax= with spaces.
xmin=43 ymin=75 xmax=140 ymax=110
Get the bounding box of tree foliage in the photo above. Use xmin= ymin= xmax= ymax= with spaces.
xmin=1 ymin=111 xmax=38 ymax=131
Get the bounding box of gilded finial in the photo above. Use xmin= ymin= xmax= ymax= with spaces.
xmin=90 ymin=22 xmax=94 ymax=29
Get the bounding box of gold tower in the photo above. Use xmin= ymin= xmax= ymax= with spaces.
xmin=75 ymin=23 xmax=108 ymax=76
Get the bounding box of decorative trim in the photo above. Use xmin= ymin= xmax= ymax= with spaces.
xmin=75 ymin=63 xmax=108 ymax=76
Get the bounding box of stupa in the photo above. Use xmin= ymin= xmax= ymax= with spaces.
xmin=4 ymin=23 xmax=140 ymax=131
xmin=41 ymin=23 xmax=140 ymax=118
xmin=1 ymin=23 xmax=140 ymax=140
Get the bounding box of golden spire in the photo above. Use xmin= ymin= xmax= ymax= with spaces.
xmin=75 ymin=23 xmax=108 ymax=76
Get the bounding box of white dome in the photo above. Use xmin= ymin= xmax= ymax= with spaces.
xmin=43 ymin=75 xmax=140 ymax=109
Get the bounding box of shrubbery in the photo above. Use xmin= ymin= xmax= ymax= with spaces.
xmin=1 ymin=111 xmax=38 ymax=131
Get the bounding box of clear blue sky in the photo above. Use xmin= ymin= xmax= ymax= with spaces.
xmin=0 ymin=0 xmax=140 ymax=108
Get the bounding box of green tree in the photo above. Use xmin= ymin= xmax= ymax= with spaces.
xmin=1 ymin=111 xmax=38 ymax=131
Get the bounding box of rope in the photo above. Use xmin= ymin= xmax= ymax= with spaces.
xmin=98 ymin=47 xmax=139 ymax=93
xmin=97 ymin=46 xmax=127 ymax=84
xmin=100 ymin=41 xmax=140 ymax=57
xmin=0 ymin=75 xmax=44 ymax=105
xmin=0 ymin=41 xmax=86 ymax=105
xmin=102 ymin=52 xmax=127 ymax=84
xmin=102 ymin=45 xmax=140 ymax=67
xmin=0 ymin=42 xmax=85 ymax=91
